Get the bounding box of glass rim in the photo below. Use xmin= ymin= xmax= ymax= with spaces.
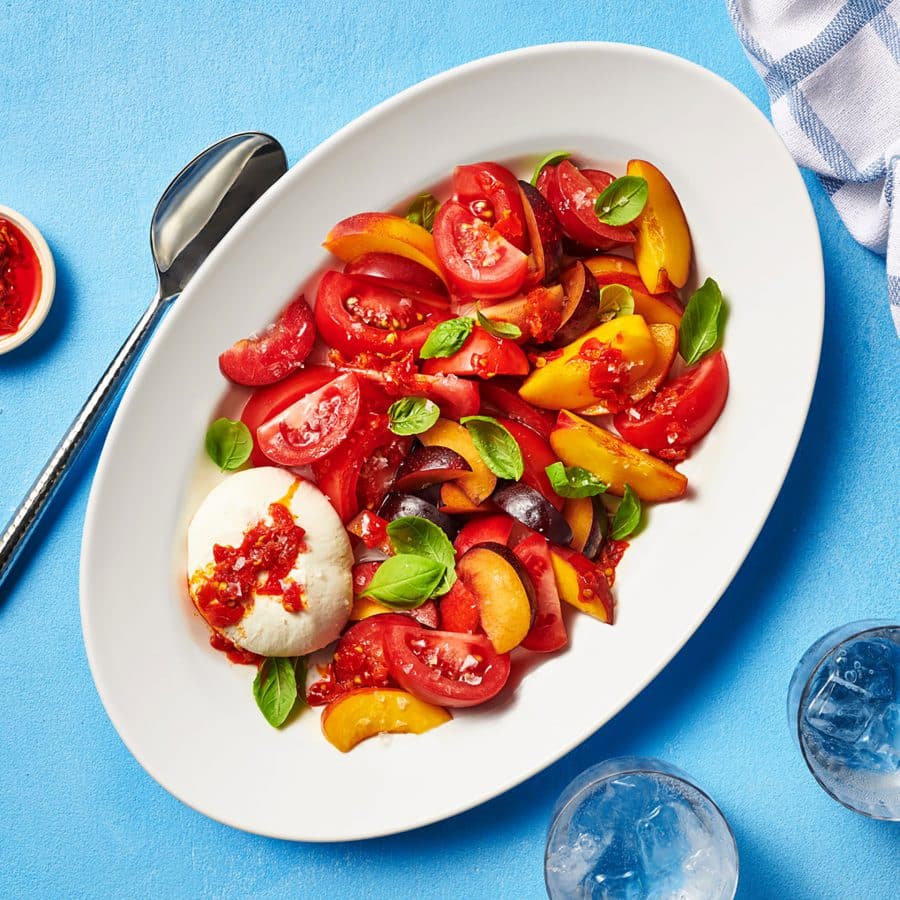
xmin=544 ymin=758 xmax=739 ymax=897
xmin=795 ymin=620 xmax=900 ymax=821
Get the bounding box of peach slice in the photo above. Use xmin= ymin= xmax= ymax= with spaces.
xmin=632 ymin=290 xmax=683 ymax=329
xmin=420 ymin=418 xmax=497 ymax=505
xmin=478 ymin=284 xmax=565 ymax=343
xmin=584 ymin=254 xmax=640 ymax=278
xmin=549 ymin=546 xmax=614 ymax=623
xmin=439 ymin=482 xmax=496 ymax=515
xmin=627 ymin=160 xmax=692 ymax=294
xmin=583 ymin=260 xmax=683 ymax=328
xmin=577 ymin=323 xmax=677 ymax=415
xmin=550 ymin=411 xmax=687 ymax=501
xmin=457 ymin=543 xmax=536 ymax=653
xmin=563 ymin=496 xmax=607 ymax=559
xmin=349 ymin=595 xmax=395 ymax=621
xmin=518 ymin=315 xmax=656 ymax=410
xmin=321 ymin=688 xmax=451 ymax=753
xmin=323 ymin=212 xmax=445 ymax=280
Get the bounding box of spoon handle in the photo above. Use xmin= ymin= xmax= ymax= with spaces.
xmin=0 ymin=293 xmax=170 ymax=591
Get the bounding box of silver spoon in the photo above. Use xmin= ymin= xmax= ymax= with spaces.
xmin=0 ymin=132 xmax=288 ymax=591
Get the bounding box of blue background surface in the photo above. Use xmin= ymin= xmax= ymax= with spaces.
xmin=1 ymin=2 xmax=898 ymax=897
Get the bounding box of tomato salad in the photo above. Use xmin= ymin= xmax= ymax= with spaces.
xmin=188 ymin=154 xmax=729 ymax=752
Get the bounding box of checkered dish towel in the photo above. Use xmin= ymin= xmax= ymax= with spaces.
xmin=728 ymin=0 xmax=900 ymax=334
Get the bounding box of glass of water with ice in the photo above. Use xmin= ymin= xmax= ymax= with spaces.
xmin=788 ymin=620 xmax=900 ymax=820
xmin=544 ymin=757 xmax=738 ymax=899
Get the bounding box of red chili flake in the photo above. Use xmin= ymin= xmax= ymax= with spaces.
xmin=208 ymin=632 xmax=263 ymax=667
xmin=597 ymin=539 xmax=629 ymax=587
xmin=576 ymin=339 xmax=630 ymax=412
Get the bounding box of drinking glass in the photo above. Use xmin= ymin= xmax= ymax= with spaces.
xmin=788 ymin=620 xmax=900 ymax=820
xmin=544 ymin=757 xmax=738 ymax=899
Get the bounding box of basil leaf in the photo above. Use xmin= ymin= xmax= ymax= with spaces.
xmin=205 ymin=418 xmax=253 ymax=471
xmin=460 ymin=415 xmax=524 ymax=480
xmin=252 ymin=657 xmax=298 ymax=728
xmin=545 ymin=462 xmax=608 ymax=498
xmin=361 ymin=554 xmax=445 ymax=608
xmin=387 ymin=515 xmax=456 ymax=595
xmin=595 ymin=176 xmax=649 ymax=226
xmin=477 ymin=310 xmax=522 ymax=340
xmin=679 ymin=277 xmax=723 ymax=365
xmin=598 ymin=284 xmax=635 ymax=322
xmin=610 ymin=485 xmax=641 ymax=540
xmin=388 ymin=397 xmax=440 ymax=436
xmin=419 ymin=317 xmax=473 ymax=359
xmin=405 ymin=193 xmax=439 ymax=231
xmin=530 ymin=151 xmax=571 ymax=186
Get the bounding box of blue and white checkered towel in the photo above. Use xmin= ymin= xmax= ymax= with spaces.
xmin=728 ymin=0 xmax=900 ymax=334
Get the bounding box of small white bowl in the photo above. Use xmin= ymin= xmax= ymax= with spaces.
xmin=0 ymin=204 xmax=56 ymax=355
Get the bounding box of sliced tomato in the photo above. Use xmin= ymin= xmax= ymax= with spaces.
xmin=454 ymin=513 xmax=515 ymax=557
xmin=479 ymin=381 xmax=555 ymax=441
xmin=453 ymin=162 xmax=528 ymax=251
xmin=332 ymin=614 xmax=413 ymax=688
xmin=383 ymin=624 xmax=511 ymax=708
xmin=421 ymin=326 xmax=529 ymax=378
xmin=311 ymin=411 xmax=392 ymax=521
xmin=219 ymin=294 xmax=316 ymax=386
xmin=315 ymin=270 xmax=451 ymax=356
xmin=539 ymin=160 xmax=635 ymax=250
xmin=432 ymin=200 xmax=528 ymax=300
xmin=438 ymin=579 xmax=481 ymax=634
xmin=515 ymin=534 xmax=567 ymax=653
xmin=356 ymin=433 xmax=413 ymax=510
xmin=344 ymin=252 xmax=447 ymax=295
xmin=347 ymin=513 xmax=392 ymax=553
xmin=613 ymin=352 xmax=729 ymax=453
xmin=498 ymin=418 xmax=563 ymax=510
xmin=240 ymin=365 xmax=336 ymax=466
xmin=352 ymin=561 xmax=381 ymax=594
xmin=256 ymin=372 xmax=361 ymax=466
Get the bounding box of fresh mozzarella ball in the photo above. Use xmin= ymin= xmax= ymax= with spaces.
xmin=187 ymin=467 xmax=352 ymax=657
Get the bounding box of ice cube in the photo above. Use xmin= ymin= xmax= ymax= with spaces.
xmin=856 ymin=703 xmax=900 ymax=774
xmin=804 ymin=672 xmax=877 ymax=742
xmin=837 ymin=637 xmax=896 ymax=701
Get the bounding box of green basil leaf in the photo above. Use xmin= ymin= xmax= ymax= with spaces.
xmin=361 ymin=554 xmax=445 ymax=608
xmin=597 ymin=284 xmax=635 ymax=322
xmin=595 ymin=175 xmax=649 ymax=226
xmin=388 ymin=397 xmax=440 ymax=436
xmin=610 ymin=485 xmax=642 ymax=540
xmin=419 ymin=317 xmax=474 ymax=359
xmin=460 ymin=415 xmax=524 ymax=480
xmin=477 ymin=310 xmax=522 ymax=340
xmin=679 ymin=277 xmax=723 ymax=365
xmin=405 ymin=193 xmax=439 ymax=231
xmin=205 ymin=418 xmax=253 ymax=471
xmin=387 ymin=515 xmax=456 ymax=595
xmin=545 ymin=462 xmax=608 ymax=498
xmin=252 ymin=657 xmax=298 ymax=728
xmin=530 ymin=151 xmax=571 ymax=186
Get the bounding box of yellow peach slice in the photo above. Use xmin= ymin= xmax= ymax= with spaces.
xmin=323 ymin=212 xmax=444 ymax=279
xmin=321 ymin=688 xmax=451 ymax=753
xmin=550 ymin=411 xmax=687 ymax=501
xmin=420 ymin=418 xmax=496 ymax=505
xmin=628 ymin=160 xmax=692 ymax=294
xmin=518 ymin=316 xmax=656 ymax=410
xmin=549 ymin=547 xmax=614 ymax=623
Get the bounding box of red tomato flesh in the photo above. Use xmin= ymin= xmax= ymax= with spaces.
xmin=433 ymin=200 xmax=528 ymax=300
xmin=499 ymin=418 xmax=563 ymax=510
xmin=479 ymin=381 xmax=556 ymax=441
xmin=219 ymin=294 xmax=316 ymax=386
xmin=454 ymin=514 xmax=515 ymax=557
xmin=438 ymin=579 xmax=481 ymax=634
xmin=515 ymin=534 xmax=568 ymax=653
xmin=344 ymin=252 xmax=447 ymax=295
xmin=256 ymin=372 xmax=362 ymax=466
xmin=453 ymin=162 xmax=528 ymax=251
xmin=383 ymin=624 xmax=511 ymax=707
xmin=613 ymin=352 xmax=729 ymax=452
xmin=421 ymin=326 xmax=529 ymax=379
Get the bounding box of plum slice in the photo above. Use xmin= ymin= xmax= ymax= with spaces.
xmin=377 ymin=493 xmax=459 ymax=540
xmin=492 ymin=483 xmax=573 ymax=546
xmin=457 ymin=542 xmax=536 ymax=653
xmin=393 ymin=445 xmax=472 ymax=493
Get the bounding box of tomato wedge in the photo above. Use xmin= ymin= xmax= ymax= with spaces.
xmin=433 ymin=200 xmax=528 ymax=300
xmin=257 ymin=372 xmax=361 ymax=466
xmin=219 ymin=294 xmax=316 ymax=386
xmin=315 ymin=270 xmax=450 ymax=356
xmin=453 ymin=162 xmax=528 ymax=251
xmin=499 ymin=418 xmax=563 ymax=510
xmin=514 ymin=534 xmax=567 ymax=653
xmin=240 ymin=365 xmax=336 ymax=466
xmin=539 ymin=160 xmax=635 ymax=250
xmin=613 ymin=351 xmax=729 ymax=453
xmin=421 ymin=326 xmax=529 ymax=378
xmin=453 ymin=514 xmax=515 ymax=557
xmin=479 ymin=381 xmax=556 ymax=441
xmin=383 ymin=624 xmax=511 ymax=708
xmin=438 ymin=579 xmax=481 ymax=634
xmin=343 ymin=252 xmax=447 ymax=295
